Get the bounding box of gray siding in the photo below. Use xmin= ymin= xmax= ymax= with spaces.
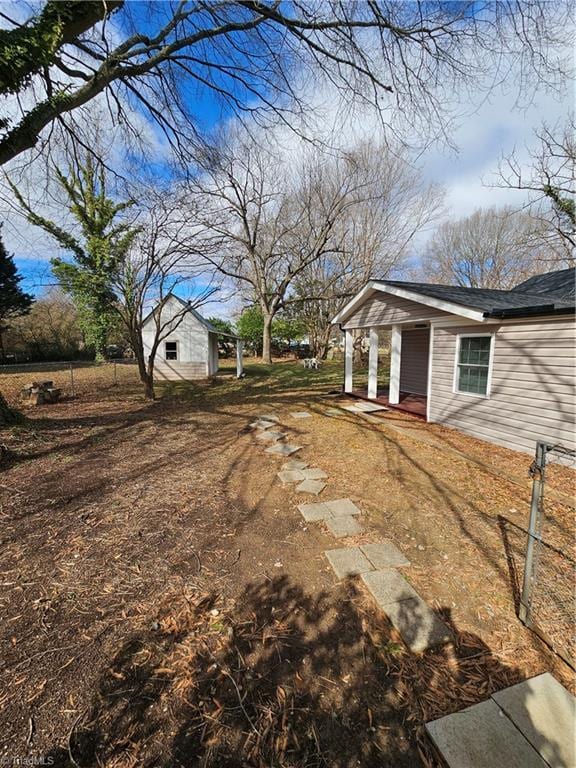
xmin=429 ymin=318 xmax=576 ymax=454
xmin=342 ymin=292 xmax=447 ymax=329
xmin=400 ymin=328 xmax=430 ymax=395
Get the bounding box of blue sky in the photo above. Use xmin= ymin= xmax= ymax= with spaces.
xmin=2 ymin=1 xmax=572 ymax=302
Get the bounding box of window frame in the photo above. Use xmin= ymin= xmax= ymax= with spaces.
xmin=164 ymin=340 xmax=179 ymax=361
xmin=452 ymin=332 xmax=495 ymax=399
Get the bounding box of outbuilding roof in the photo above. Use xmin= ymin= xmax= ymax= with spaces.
xmin=143 ymin=293 xmax=240 ymax=338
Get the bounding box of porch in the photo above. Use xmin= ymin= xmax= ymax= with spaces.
xmin=344 ymin=324 xmax=430 ymax=421
xmin=351 ymin=387 xmax=427 ymax=419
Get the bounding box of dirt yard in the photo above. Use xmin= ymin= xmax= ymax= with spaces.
xmin=0 ymin=359 xmax=574 ymax=767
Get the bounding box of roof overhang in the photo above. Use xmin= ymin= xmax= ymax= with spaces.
xmin=331 ymin=281 xmax=487 ymax=326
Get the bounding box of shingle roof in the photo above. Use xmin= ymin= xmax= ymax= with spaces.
xmin=512 ymin=267 xmax=575 ymax=300
xmin=380 ymin=267 xmax=575 ymax=318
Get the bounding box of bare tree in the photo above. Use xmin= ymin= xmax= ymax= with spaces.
xmin=494 ymin=116 xmax=575 ymax=263
xmin=189 ymin=134 xmax=420 ymax=362
xmin=418 ymin=206 xmax=554 ymax=289
xmin=289 ymin=143 xmax=442 ymax=357
xmin=112 ymin=193 xmax=219 ymax=398
xmin=0 ymin=1 xmax=571 ymax=167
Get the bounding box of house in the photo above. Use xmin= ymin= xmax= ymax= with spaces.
xmin=331 ymin=267 xmax=575 ymax=454
xmin=142 ymin=294 xmax=243 ymax=380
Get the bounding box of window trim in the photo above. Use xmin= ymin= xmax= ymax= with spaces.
xmin=164 ymin=340 xmax=179 ymax=361
xmin=452 ymin=333 xmax=495 ymax=399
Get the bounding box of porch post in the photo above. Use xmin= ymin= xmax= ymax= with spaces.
xmin=389 ymin=324 xmax=402 ymax=404
xmin=368 ymin=327 xmax=379 ymax=399
xmin=344 ymin=329 xmax=353 ymax=393
xmin=236 ymin=339 xmax=244 ymax=378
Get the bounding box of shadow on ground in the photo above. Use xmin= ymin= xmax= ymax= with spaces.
xmin=41 ymin=576 xmax=524 ymax=768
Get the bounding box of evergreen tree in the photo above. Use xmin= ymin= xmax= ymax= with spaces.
xmin=11 ymin=154 xmax=139 ymax=360
xmin=0 ymin=224 xmax=33 ymax=355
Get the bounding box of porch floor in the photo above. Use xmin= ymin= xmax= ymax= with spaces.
xmin=351 ymin=388 xmax=427 ymax=419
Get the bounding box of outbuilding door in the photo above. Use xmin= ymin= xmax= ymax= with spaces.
xmin=399 ymin=328 xmax=430 ymax=395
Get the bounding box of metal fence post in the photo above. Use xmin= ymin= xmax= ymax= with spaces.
xmin=519 ymin=440 xmax=548 ymax=623
xmin=69 ymin=363 xmax=75 ymax=398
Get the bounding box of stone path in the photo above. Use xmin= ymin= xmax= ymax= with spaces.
xmin=250 ymin=411 xmax=454 ymax=653
xmin=248 ymin=410 xmax=576 ymax=764
xmin=426 ymin=673 xmax=575 ymax=768
xmin=325 ymin=542 xmax=410 ymax=579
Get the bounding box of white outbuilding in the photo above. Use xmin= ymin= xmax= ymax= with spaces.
xmin=142 ymin=294 xmax=243 ymax=381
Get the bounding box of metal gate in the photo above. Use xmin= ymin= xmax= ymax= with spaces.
xmin=519 ymin=440 xmax=576 ymax=668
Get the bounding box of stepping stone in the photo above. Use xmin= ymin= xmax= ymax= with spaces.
xmin=326 ymin=515 xmax=364 ymax=538
xmin=324 ymin=408 xmax=341 ymax=416
xmin=361 ymin=541 xmax=410 ymax=569
xmin=325 ymin=547 xmax=374 ymax=579
xmin=361 ymin=569 xmax=419 ymax=605
xmin=298 ymin=502 xmax=333 ymax=522
xmin=350 ymin=401 xmax=389 ymax=413
xmin=250 ymin=419 xmax=277 ymax=430
xmin=325 ymin=498 xmax=361 ymax=517
xmin=277 ymin=470 xmax=305 ymax=484
xmin=282 ymin=460 xmax=309 ymax=471
xmin=361 ymin=571 xmax=452 ymax=652
xmin=491 ymin=673 xmax=575 ymax=767
xmin=380 ymin=596 xmax=453 ymax=653
xmin=290 ymin=411 xmax=312 ymax=419
xmin=426 ymin=698 xmax=548 ymax=768
xmin=258 ymin=414 xmax=279 ymax=422
xmin=255 ymin=429 xmax=285 ymax=442
xmin=302 ymin=468 xmax=328 ymax=480
xmin=265 ymin=443 xmax=302 ymax=457
xmin=296 ymin=479 xmax=326 ymax=495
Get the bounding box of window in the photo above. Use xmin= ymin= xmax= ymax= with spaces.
xmin=165 ymin=341 xmax=178 ymax=361
xmin=455 ymin=335 xmax=492 ymax=396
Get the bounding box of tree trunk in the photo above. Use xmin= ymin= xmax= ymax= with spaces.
xmin=143 ymin=370 xmax=155 ymax=400
xmin=0 ymin=391 xmax=24 ymax=426
xmin=131 ymin=329 xmax=156 ymax=400
xmin=261 ymin=312 xmax=273 ymax=364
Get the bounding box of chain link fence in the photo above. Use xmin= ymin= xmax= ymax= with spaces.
xmin=519 ymin=441 xmax=576 ymax=669
xmin=0 ymin=359 xmax=140 ymax=406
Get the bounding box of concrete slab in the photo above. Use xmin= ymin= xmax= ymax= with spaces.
xmin=302 ymin=468 xmax=328 ymax=480
xmin=250 ymin=419 xmax=277 ymax=430
xmin=326 ymin=515 xmax=364 ymax=538
xmin=277 ymin=470 xmax=305 ymax=484
xmin=361 ymin=541 xmax=410 ymax=569
xmin=492 ymin=673 xmax=575 ymax=768
xmin=298 ymin=502 xmax=333 ymax=522
xmin=361 ymin=570 xmax=420 ymax=605
xmin=342 ymin=402 xmax=390 ymax=413
xmin=382 ymin=597 xmax=453 ymax=652
xmin=290 ymin=411 xmax=312 ymax=419
xmin=296 ymin=479 xmax=326 ymax=495
xmin=426 ymin=699 xmax=547 ymax=768
xmin=325 ymin=498 xmax=361 ymax=517
xmin=349 ymin=401 xmax=389 ymax=413
xmin=265 ymin=443 xmax=302 ymax=457
xmin=325 ymin=547 xmax=374 ymax=579
xmin=255 ymin=429 xmax=285 ymax=442
xmin=282 ymin=460 xmax=309 ymax=471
